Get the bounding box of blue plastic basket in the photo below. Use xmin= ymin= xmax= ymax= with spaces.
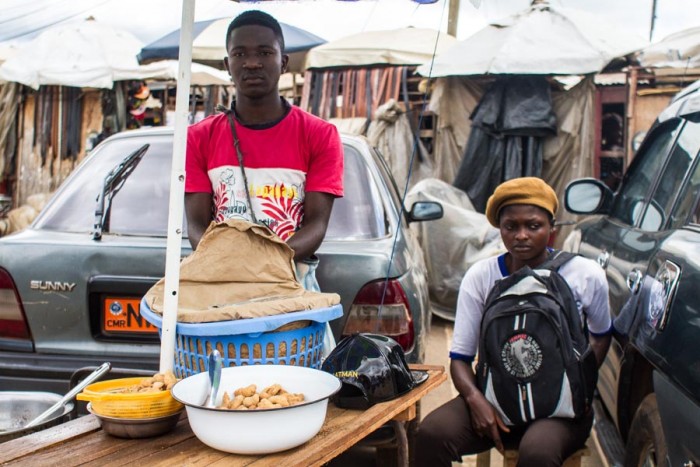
xmin=140 ymin=298 xmax=342 ymax=378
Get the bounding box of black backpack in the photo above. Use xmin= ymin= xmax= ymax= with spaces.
xmin=475 ymin=251 xmax=598 ymax=425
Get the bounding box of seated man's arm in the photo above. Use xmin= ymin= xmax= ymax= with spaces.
xmin=287 ymin=191 xmax=335 ymax=260
xmin=451 ymin=359 xmax=509 ymax=453
xmin=589 ymin=334 xmax=612 ymax=367
xmin=185 ymin=192 xmax=213 ymax=250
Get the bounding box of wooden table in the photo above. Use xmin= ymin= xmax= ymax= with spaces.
xmin=0 ymin=365 xmax=446 ymax=467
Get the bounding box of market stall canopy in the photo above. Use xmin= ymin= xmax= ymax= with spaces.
xmin=637 ymin=27 xmax=700 ymax=68
xmin=116 ymin=60 xmax=232 ymax=86
xmin=417 ymin=0 xmax=647 ymax=77
xmin=0 ymin=18 xmax=143 ymax=90
xmin=138 ymin=18 xmax=326 ymax=73
xmin=305 ymin=27 xmax=457 ymax=69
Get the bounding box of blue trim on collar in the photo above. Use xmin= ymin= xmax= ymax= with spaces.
xmin=499 ymin=248 xmax=557 ymax=277
xmin=498 ymin=254 xmax=509 ymax=277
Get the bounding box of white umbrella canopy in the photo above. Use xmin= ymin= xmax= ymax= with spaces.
xmin=0 ymin=18 xmax=143 ymax=90
xmin=305 ymin=27 xmax=457 ymax=69
xmin=637 ymin=27 xmax=700 ymax=68
xmin=115 ymin=60 xmax=232 ymax=86
xmin=417 ymin=1 xmax=648 ymax=77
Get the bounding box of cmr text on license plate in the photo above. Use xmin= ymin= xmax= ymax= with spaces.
xmin=103 ymin=297 xmax=157 ymax=334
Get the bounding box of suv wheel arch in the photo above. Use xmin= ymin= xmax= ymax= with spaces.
xmin=618 ymin=347 xmax=654 ymax=441
xmin=624 ymin=394 xmax=669 ymax=467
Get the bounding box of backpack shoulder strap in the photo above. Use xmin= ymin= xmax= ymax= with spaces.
xmin=540 ymin=250 xmax=577 ymax=272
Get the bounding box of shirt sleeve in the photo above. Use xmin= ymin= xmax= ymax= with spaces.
xmin=305 ymin=120 xmax=344 ymax=197
xmin=185 ymin=123 xmax=213 ymax=194
xmin=563 ymin=257 xmax=613 ymax=335
xmin=450 ymin=260 xmax=492 ymax=361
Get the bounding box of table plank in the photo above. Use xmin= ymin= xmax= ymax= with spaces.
xmin=0 ymin=416 xmax=100 ymax=464
xmin=0 ymin=365 xmax=446 ymax=466
xmin=143 ymin=367 xmax=446 ymax=467
xmin=135 ymin=436 xmax=232 ymax=467
xmin=78 ymin=418 xmax=198 ymax=467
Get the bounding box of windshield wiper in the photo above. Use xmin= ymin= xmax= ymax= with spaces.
xmin=92 ymin=144 xmax=150 ymax=240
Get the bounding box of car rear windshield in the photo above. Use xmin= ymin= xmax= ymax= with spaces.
xmin=35 ymin=134 xmax=388 ymax=240
xmin=326 ymin=145 xmax=387 ymax=240
xmin=34 ymin=135 xmax=175 ymax=236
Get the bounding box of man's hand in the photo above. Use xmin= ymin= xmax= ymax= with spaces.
xmin=450 ymin=359 xmax=510 ymax=453
xmin=465 ymin=391 xmax=510 ymax=453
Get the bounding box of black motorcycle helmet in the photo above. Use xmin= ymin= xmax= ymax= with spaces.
xmin=321 ymin=333 xmax=424 ymax=409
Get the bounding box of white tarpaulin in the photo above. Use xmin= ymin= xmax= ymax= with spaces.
xmin=366 ymin=99 xmax=432 ymax=192
xmin=0 ymin=18 xmax=143 ymax=90
xmin=417 ymin=2 xmax=647 ymax=77
xmin=305 ymin=27 xmax=457 ymax=69
xmin=0 ymin=43 xmax=18 ymax=68
xmin=406 ymin=178 xmax=504 ymax=319
xmin=638 ymin=27 xmax=700 ymax=68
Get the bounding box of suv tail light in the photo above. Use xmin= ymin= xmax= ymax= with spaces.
xmin=342 ymin=278 xmax=415 ymax=352
xmin=0 ymin=268 xmax=33 ymax=349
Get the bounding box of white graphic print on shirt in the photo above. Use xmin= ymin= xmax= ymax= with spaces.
xmin=209 ymin=166 xmax=306 ymax=241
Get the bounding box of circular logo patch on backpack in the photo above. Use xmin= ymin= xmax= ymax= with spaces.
xmin=501 ymin=333 xmax=543 ymax=378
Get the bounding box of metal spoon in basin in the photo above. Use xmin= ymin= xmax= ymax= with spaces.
xmin=205 ymin=350 xmax=222 ymax=408
xmin=24 ymin=362 xmax=112 ymax=429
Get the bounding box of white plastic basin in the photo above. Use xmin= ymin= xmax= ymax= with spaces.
xmin=171 ymin=364 xmax=341 ymax=454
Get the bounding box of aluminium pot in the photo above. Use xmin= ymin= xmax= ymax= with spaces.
xmin=0 ymin=392 xmax=74 ymax=443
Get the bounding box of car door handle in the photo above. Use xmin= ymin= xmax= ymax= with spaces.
xmin=654 ymin=261 xmax=681 ymax=332
xmin=597 ymin=251 xmax=610 ymax=269
xmin=626 ymin=269 xmax=643 ymax=293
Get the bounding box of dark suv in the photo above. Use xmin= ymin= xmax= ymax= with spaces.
xmin=564 ymin=82 xmax=700 ymax=466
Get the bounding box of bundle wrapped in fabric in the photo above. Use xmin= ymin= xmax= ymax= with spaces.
xmin=144 ymin=219 xmax=340 ymax=323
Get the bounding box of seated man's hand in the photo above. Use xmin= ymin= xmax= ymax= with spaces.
xmin=465 ymin=391 xmax=510 ymax=453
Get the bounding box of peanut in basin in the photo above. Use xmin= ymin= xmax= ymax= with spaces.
xmin=218 ymin=383 xmax=305 ymax=410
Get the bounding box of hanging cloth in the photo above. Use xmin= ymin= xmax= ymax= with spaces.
xmin=453 ymin=75 xmax=557 ymax=212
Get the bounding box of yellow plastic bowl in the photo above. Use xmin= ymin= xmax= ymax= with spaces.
xmin=77 ymin=377 xmax=183 ymax=419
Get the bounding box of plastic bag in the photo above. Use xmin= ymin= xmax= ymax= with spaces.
xmin=296 ymin=255 xmax=337 ymax=359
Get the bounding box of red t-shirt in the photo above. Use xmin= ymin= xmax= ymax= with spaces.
xmin=186 ymin=106 xmax=344 ymax=240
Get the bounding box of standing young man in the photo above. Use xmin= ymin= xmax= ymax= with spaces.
xmin=185 ymin=10 xmax=343 ymax=260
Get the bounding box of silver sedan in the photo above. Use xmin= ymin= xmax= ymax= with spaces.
xmin=0 ymin=127 xmax=442 ymax=393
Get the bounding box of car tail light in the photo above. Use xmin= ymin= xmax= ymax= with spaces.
xmin=0 ymin=268 xmax=33 ymax=344
xmin=342 ymin=278 xmax=415 ymax=352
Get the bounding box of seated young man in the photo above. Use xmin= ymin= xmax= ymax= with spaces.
xmin=416 ymin=177 xmax=612 ymax=467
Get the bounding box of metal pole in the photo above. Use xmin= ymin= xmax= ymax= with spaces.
xmin=649 ymin=0 xmax=658 ymax=42
xmin=448 ymin=0 xmax=460 ymax=37
xmin=160 ymin=0 xmax=195 ymax=374
xmin=57 ymin=86 xmax=62 ymax=189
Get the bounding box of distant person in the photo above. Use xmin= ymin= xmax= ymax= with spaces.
xmin=601 ymin=112 xmax=623 ymax=151
xmin=600 ymin=112 xmax=624 ymax=190
xmin=416 ymin=177 xmax=612 ymax=467
xmin=184 ymin=10 xmax=344 ymax=261
xmin=127 ymin=82 xmax=151 ymax=129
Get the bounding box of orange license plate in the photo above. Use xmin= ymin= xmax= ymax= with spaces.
xmin=103 ymin=297 xmax=158 ymax=334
